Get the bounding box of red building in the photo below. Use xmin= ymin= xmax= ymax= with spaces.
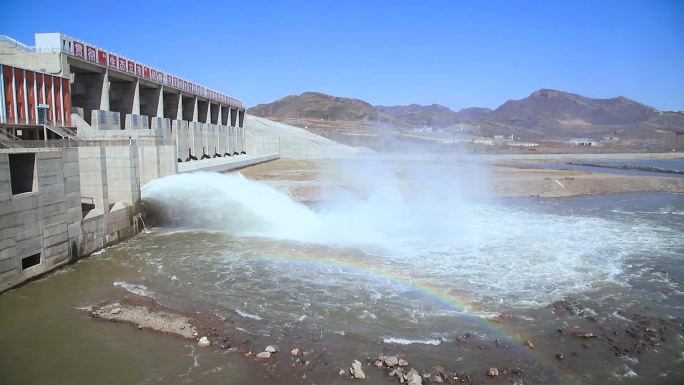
xmin=1 ymin=63 xmax=72 ymax=127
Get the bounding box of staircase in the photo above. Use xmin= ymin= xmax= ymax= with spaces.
xmin=0 ymin=128 xmax=22 ymax=148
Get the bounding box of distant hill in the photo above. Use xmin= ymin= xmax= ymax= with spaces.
xmin=376 ymin=104 xmax=461 ymax=128
xmin=248 ymin=92 xmax=395 ymax=125
xmin=248 ymin=89 xmax=684 ymax=140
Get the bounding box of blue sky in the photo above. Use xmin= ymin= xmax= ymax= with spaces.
xmin=2 ymin=0 xmax=682 ymax=110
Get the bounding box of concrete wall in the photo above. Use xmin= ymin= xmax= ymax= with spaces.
xmin=105 ymin=145 xmax=140 ymax=208
xmin=0 ymin=148 xmax=82 ymax=292
xmin=190 ymin=122 xmax=204 ymax=158
xmin=245 ymin=115 xmax=359 ymax=159
xmin=172 ymin=120 xmax=190 ymax=160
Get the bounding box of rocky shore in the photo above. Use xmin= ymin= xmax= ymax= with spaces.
xmin=83 ymin=286 xmax=683 ymax=385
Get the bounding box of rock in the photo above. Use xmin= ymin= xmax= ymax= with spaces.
xmin=350 ymin=359 xmax=366 ymax=379
xmin=339 ymin=369 xmax=346 ymax=376
xmin=373 ymin=359 xmax=384 ymax=367
xmin=548 ymin=299 xmax=585 ymax=316
xmin=398 ymin=358 xmax=409 ymax=367
xmin=556 ymin=353 xmax=564 ymax=360
xmin=430 ymin=366 xmax=447 ymax=383
xmin=406 ymin=369 xmax=422 ymax=385
xmin=256 ymin=351 xmax=271 ymax=359
xmin=388 ymin=368 xmax=402 ymax=378
xmin=524 ymin=339 xmax=535 ymax=349
xmin=197 ymin=336 xmax=211 ymax=347
xmin=487 ymin=367 xmax=499 ymax=377
xmin=561 ymin=326 xmax=597 ymax=338
xmin=265 ymin=345 xmax=278 ymax=353
xmin=384 ymin=355 xmax=399 ymax=367
xmin=291 ymin=347 xmax=300 ymax=356
xmin=110 ymin=308 xmax=121 ymax=315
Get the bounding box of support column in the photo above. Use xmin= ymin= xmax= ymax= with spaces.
xmin=100 ymin=69 xmax=110 ymax=111
xmin=216 ymin=104 xmax=223 ymax=127
xmin=131 ymin=79 xmax=140 ymax=115
xmin=192 ymin=96 xmax=198 ymax=122
xmin=156 ymin=87 xmax=164 ymax=118
xmin=176 ymin=94 xmax=183 ymax=120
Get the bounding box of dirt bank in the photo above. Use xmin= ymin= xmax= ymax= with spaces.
xmin=240 ymin=158 xmax=684 ymax=201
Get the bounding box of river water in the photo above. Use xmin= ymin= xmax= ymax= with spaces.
xmin=0 ymin=161 xmax=683 ymax=385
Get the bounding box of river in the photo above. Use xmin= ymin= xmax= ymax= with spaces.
xmin=0 ymin=160 xmax=682 ymax=385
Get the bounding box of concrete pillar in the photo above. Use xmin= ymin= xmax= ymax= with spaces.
xmin=156 ymin=87 xmax=164 ymax=117
xmin=175 ymin=93 xmax=183 ymax=120
xmin=206 ymin=103 xmax=212 ymax=125
xmin=217 ymin=104 xmax=223 ymax=126
xmin=192 ymin=96 xmax=198 ymax=122
xmin=132 ymin=79 xmax=140 ymax=115
xmin=100 ymin=69 xmax=110 ymax=111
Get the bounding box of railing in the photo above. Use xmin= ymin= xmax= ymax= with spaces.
xmin=0 ymin=138 xmax=145 ymax=149
xmin=0 ymin=35 xmax=35 ymax=52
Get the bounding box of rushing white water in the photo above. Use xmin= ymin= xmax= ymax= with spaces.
xmin=141 ymin=168 xmax=678 ymax=310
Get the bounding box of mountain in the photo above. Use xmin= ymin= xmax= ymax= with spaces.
xmin=489 ymin=89 xmax=657 ymax=127
xmin=248 ymin=92 xmax=395 ymax=124
xmin=248 ymin=89 xmax=684 ymax=140
xmin=376 ymin=104 xmax=462 ymax=128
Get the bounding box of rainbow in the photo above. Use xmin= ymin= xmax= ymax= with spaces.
xmin=240 ymin=248 xmax=574 ymax=383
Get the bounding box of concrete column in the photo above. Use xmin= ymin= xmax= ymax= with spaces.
xmin=100 ymin=69 xmax=110 ymax=111
xmin=132 ymin=79 xmax=140 ymax=115
xmin=156 ymin=87 xmax=164 ymax=118
xmin=176 ymin=94 xmax=183 ymax=120
xmin=217 ymin=104 xmax=222 ymax=127
xmin=192 ymin=96 xmax=198 ymax=122
xmin=206 ymin=103 xmax=212 ymax=125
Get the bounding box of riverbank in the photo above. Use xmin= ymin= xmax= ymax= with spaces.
xmin=240 ymin=157 xmax=684 ymax=201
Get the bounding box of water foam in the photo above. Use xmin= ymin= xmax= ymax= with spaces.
xmin=141 ymin=168 xmax=676 ymax=309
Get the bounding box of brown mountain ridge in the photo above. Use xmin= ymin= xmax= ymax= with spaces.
xmin=248 ymin=89 xmax=684 ymax=140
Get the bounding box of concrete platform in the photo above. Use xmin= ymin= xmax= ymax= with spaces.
xmin=177 ymin=153 xmax=279 ymax=174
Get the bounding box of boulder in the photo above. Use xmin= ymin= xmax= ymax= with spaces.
xmin=384 ymin=355 xmax=399 ymax=367
xmin=406 ymin=369 xmax=422 ymax=385
xmin=197 ymin=336 xmax=211 ymax=347
xmin=256 ymin=351 xmax=272 ymax=359
xmin=350 ymin=359 xmax=366 ymax=379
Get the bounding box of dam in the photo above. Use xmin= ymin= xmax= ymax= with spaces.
xmin=0 ymin=32 xmax=354 ymax=293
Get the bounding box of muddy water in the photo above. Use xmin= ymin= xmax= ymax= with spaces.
xmin=1 ymin=183 xmax=683 ymax=384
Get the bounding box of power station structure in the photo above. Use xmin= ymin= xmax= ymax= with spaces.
xmin=1 ymin=33 xmax=246 ymax=160
xmin=0 ymin=33 xmax=258 ymax=293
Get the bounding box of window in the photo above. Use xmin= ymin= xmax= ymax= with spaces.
xmin=8 ymin=153 xmax=36 ymax=194
xmin=21 ymin=253 xmax=41 ymax=269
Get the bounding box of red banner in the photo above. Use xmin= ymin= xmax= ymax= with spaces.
xmin=118 ymin=58 xmax=127 ymax=72
xmin=108 ymin=54 xmax=118 ymax=69
xmin=86 ymin=46 xmax=97 ymax=62
xmin=150 ymin=69 xmax=156 ymax=80
xmin=127 ymin=60 xmax=135 ymax=74
xmin=73 ymin=41 xmax=84 ymax=58
xmin=143 ymin=67 xmax=150 ymax=79
xmin=135 ymin=64 xmax=143 ymax=77
xmin=97 ymin=50 xmax=107 ymax=65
